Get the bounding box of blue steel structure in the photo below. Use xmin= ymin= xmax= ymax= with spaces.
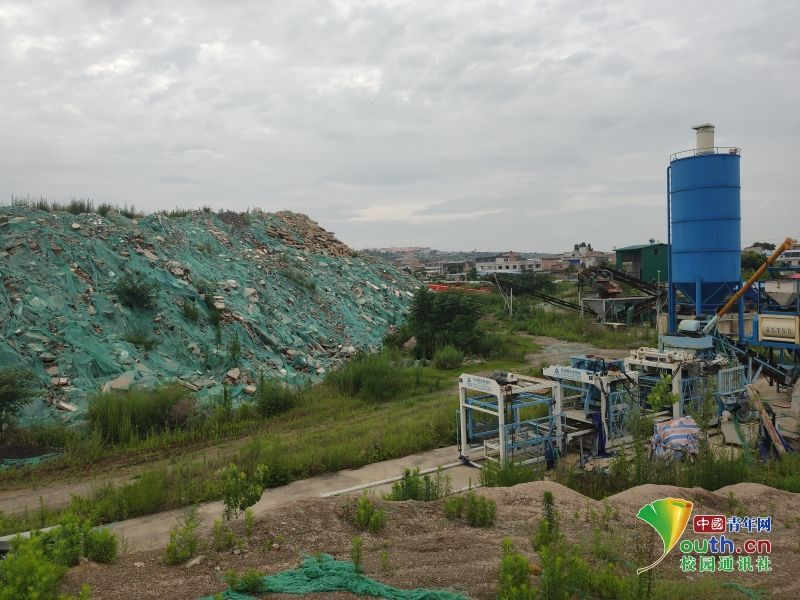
xmin=460 ymin=391 xmax=560 ymax=461
xmin=667 ymin=145 xmax=742 ymax=333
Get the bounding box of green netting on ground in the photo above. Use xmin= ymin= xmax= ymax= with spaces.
xmin=0 ymin=208 xmax=417 ymax=425
xmin=0 ymin=453 xmax=60 ymax=470
xmin=197 ymin=554 xmax=467 ymax=600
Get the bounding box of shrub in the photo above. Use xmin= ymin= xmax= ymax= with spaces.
xmin=280 ymin=267 xmax=316 ymax=292
xmin=244 ymin=508 xmax=255 ymax=539
xmin=84 ymin=528 xmax=119 ymax=563
xmin=480 ymin=461 xmax=538 ymax=488
xmin=350 ymin=536 xmax=363 ymax=574
xmin=646 ymin=375 xmax=678 ymax=411
xmin=0 ymin=368 xmax=37 ymax=441
xmin=236 ymin=568 xmax=266 ymax=593
xmin=255 ymin=377 xmax=295 ymax=417
xmin=87 ymin=385 xmax=195 ymax=445
xmin=213 ymin=518 xmax=235 ymax=551
xmin=164 ymin=508 xmax=201 ymax=565
xmin=409 ymin=288 xmax=481 ymax=358
xmin=182 ymin=301 xmax=199 ymax=323
xmin=497 ymin=538 xmax=535 ymax=600
xmin=443 ymin=496 xmax=464 ymax=520
xmin=531 ymin=491 xmax=560 ymax=550
xmin=113 ymin=271 xmax=158 ymax=309
xmin=222 ymin=463 xmax=268 ymax=521
xmin=446 ymin=492 xmax=496 ymax=528
xmin=40 ymin=513 xmax=89 ymax=567
xmin=0 ymin=537 xmax=65 ymax=600
xmin=352 ymin=494 xmax=387 ymax=533
xmin=432 ymin=345 xmax=464 ymax=370
xmin=384 ymin=467 xmax=451 ymax=501
xmin=227 ymin=335 xmax=242 ymax=366
xmin=327 ymin=352 xmax=407 ymax=401
xmin=123 ymin=327 xmax=158 ymax=351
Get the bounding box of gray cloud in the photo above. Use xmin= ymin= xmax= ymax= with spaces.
xmin=1 ymin=0 xmax=798 ymax=251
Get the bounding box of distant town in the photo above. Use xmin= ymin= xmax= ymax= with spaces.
xmin=364 ymin=240 xmax=799 ymax=284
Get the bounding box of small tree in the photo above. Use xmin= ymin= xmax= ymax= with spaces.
xmin=113 ymin=271 xmax=158 ymax=309
xmin=221 ymin=463 xmax=269 ymax=521
xmin=0 ymin=369 xmax=36 ymax=441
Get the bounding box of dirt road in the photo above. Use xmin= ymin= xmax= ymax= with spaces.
xmin=1 ymin=445 xmax=478 ymax=552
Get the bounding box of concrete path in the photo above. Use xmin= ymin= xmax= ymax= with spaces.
xmin=101 ymin=445 xmax=475 ymax=553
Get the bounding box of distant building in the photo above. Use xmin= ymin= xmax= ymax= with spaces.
xmin=542 ymin=258 xmax=565 ymax=273
xmin=476 ymin=252 xmax=542 ymax=275
xmin=742 ymin=244 xmax=771 ymax=257
xmin=778 ymin=242 xmax=800 ymax=269
xmin=615 ymin=242 xmax=669 ymax=283
xmin=583 ymin=251 xmax=613 ymax=268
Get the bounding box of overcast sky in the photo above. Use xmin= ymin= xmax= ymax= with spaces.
xmin=2 ymin=1 xmax=798 ymax=252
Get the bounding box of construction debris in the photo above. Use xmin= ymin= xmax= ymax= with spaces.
xmin=0 ymin=206 xmax=417 ymax=423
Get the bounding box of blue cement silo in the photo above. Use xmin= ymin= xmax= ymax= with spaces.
xmin=667 ymin=124 xmax=742 ymax=332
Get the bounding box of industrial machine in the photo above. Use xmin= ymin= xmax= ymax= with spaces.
xmin=667 ymin=124 xmax=799 ymax=390
xmin=457 ymin=372 xmax=563 ymax=466
xmin=456 ymin=124 xmax=796 ymax=469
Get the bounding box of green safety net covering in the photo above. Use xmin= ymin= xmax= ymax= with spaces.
xmin=0 ymin=207 xmax=417 ymax=425
xmin=0 ymin=453 xmax=61 ymax=470
xmin=197 ymin=554 xmax=467 ymax=600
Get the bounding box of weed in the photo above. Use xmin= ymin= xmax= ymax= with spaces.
xmin=443 ymin=492 xmax=495 ymax=527
xmin=244 ymin=508 xmax=255 ymax=539
xmin=385 ymin=467 xmax=451 ymax=501
xmin=443 ymin=496 xmax=464 ymax=520
xmin=236 ymin=568 xmax=265 ymax=593
xmin=87 ymin=385 xmax=195 ymax=445
xmin=113 ymin=271 xmax=158 ymax=309
xmin=352 ymin=494 xmax=387 ymax=533
xmin=646 ymin=375 xmax=678 ymax=411
xmin=164 ymin=507 xmax=201 ymax=565
xmin=227 ymin=335 xmax=241 ymax=366
xmin=0 ymin=368 xmax=37 ymax=441
xmin=123 ymin=327 xmax=158 ymax=351
xmin=532 ymin=491 xmax=560 ymax=550
xmin=40 ymin=513 xmax=89 ymax=567
xmin=497 ymin=538 xmax=535 ymax=600
xmin=212 ymin=518 xmax=235 ymax=551
xmin=224 ymin=569 xmax=238 ymax=589
xmin=327 ymin=352 xmax=409 ymax=401
xmin=182 ymin=301 xmax=199 ymax=323
xmin=280 ymin=267 xmax=316 ymax=292
xmin=0 ymin=536 xmax=65 ymax=600
xmin=432 ymin=345 xmax=464 ymax=370
xmin=379 ymin=548 xmax=390 ymax=573
xmin=480 ymin=460 xmax=538 ymax=488
xmin=255 ymin=377 xmax=295 ymax=417
xmin=84 ymin=528 xmax=119 ymax=563
xmin=350 ymin=536 xmax=363 ymax=574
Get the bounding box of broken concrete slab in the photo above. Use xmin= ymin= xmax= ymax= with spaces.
xmin=110 ymin=371 xmax=135 ymax=391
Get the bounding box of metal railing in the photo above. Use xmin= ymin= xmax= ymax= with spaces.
xmin=670 ymin=147 xmax=741 ymax=161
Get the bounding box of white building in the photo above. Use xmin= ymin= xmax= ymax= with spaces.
xmin=476 ymin=252 xmax=542 ymax=275
xmin=779 ymin=243 xmax=800 ymax=269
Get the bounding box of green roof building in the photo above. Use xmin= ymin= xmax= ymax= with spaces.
xmin=615 ymin=242 xmax=669 ymax=284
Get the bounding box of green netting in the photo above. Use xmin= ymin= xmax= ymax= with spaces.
xmin=197 ymin=554 xmax=467 ymax=600
xmin=0 ymin=453 xmax=61 ymax=470
xmin=0 ymin=208 xmax=416 ymax=424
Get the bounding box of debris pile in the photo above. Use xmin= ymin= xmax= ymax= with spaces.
xmin=0 ymin=207 xmax=417 ymax=423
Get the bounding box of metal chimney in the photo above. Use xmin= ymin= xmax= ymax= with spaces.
xmin=693 ymin=123 xmax=715 ymax=154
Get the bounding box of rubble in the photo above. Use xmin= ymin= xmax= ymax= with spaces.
xmin=0 ymin=206 xmax=417 ymax=423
